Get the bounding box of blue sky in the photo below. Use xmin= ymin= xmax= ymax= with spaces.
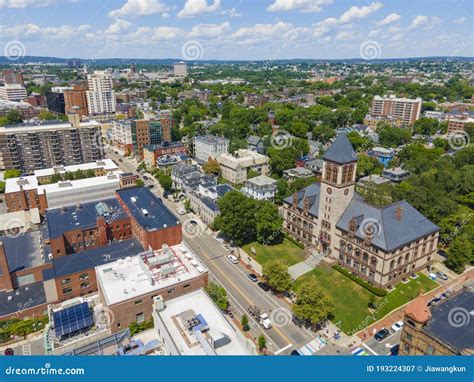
xmin=0 ymin=0 xmax=472 ymax=60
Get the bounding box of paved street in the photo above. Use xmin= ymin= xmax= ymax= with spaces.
xmin=105 ymin=149 xmax=317 ymax=354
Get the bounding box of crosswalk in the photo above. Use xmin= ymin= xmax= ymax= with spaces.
xmin=351 ymin=346 xmax=369 ymax=356
xmin=21 ymin=344 xmax=31 ymax=355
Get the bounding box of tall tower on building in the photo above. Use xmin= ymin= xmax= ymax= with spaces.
xmin=86 ymin=71 xmax=116 ymax=115
xmin=316 ymin=134 xmax=357 ymax=255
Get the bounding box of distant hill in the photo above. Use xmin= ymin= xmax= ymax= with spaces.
xmin=0 ymin=55 xmax=472 ymax=66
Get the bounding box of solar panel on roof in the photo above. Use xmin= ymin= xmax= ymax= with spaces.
xmin=53 ymin=302 xmax=93 ymax=338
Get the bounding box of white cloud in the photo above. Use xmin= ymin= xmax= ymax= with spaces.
xmin=408 ymin=15 xmax=440 ymax=30
xmin=454 ymin=17 xmax=465 ymax=24
xmin=335 ymin=31 xmax=351 ymax=41
xmin=0 ymin=0 xmax=65 ymax=8
xmin=229 ymin=21 xmax=306 ymax=46
xmin=338 ymin=2 xmax=383 ymax=24
xmin=2 ymin=23 xmax=92 ymax=40
xmin=376 ymin=13 xmax=400 ymax=26
xmin=221 ymin=7 xmax=242 ymax=17
xmin=177 ymin=0 xmax=220 ymax=19
xmin=127 ymin=26 xmax=184 ymax=42
xmin=108 ymin=0 xmax=169 ymax=18
xmin=188 ymin=21 xmax=230 ymax=38
xmin=368 ymin=29 xmax=380 ymax=37
xmin=314 ymin=2 xmax=382 ymax=36
xmin=105 ymin=19 xmax=132 ymax=35
xmin=267 ymin=0 xmax=332 ymax=13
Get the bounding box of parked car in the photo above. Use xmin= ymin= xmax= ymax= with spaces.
xmin=374 ymin=328 xmax=390 ymax=342
xmin=3 ymin=348 xmax=14 ymax=356
xmin=437 ymin=250 xmax=448 ymax=258
xmin=228 ymin=255 xmax=239 ymax=264
xmin=436 ymin=272 xmax=448 ymax=281
xmin=290 ymin=349 xmax=302 ymax=356
xmin=176 ymin=207 xmax=186 ymax=215
xmin=147 ymin=184 xmax=154 ymax=189
xmin=258 ymin=282 xmax=270 ymax=291
xmin=189 ymin=220 xmax=198 ymax=225
xmin=427 ymin=297 xmax=442 ymax=307
xmin=143 ymin=175 xmax=148 ymax=180
xmin=391 ymin=321 xmax=404 ymax=332
xmin=247 ymin=273 xmax=258 ymax=282
xmin=118 ymin=158 xmax=123 ymax=162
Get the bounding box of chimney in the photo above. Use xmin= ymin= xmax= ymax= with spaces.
xmin=292 ymin=192 xmax=298 ymax=209
xmin=67 ymin=112 xmax=81 ymax=128
xmin=395 ymin=206 xmax=403 ymax=221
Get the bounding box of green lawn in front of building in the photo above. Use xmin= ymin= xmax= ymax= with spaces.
xmin=293 ymin=266 xmax=438 ymax=334
xmin=242 ymin=238 xmax=305 ymax=268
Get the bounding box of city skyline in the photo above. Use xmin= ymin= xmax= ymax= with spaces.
xmin=0 ymin=0 xmax=472 ymax=61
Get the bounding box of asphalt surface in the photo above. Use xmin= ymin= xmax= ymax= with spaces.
xmin=105 ymin=149 xmax=317 ymax=354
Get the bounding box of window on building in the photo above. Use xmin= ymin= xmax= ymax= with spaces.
xmin=80 ymin=282 xmax=90 ymax=289
xmin=62 ymin=287 xmax=73 ymax=295
xmin=136 ymin=313 xmax=144 ymax=323
xmin=79 ymin=273 xmax=89 ymax=281
xmin=135 ymin=300 xmax=143 ymax=305
xmin=426 ymin=345 xmax=434 ymax=355
xmin=61 ymin=278 xmax=71 ymax=285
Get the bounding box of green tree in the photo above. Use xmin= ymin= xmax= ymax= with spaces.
xmin=4 ymin=169 xmax=21 ymax=179
xmin=292 ymin=280 xmax=334 ymax=326
xmin=445 ymin=234 xmax=473 ymax=273
xmin=215 ymin=191 xmax=257 ymax=245
xmin=202 ymin=158 xmax=220 ymax=175
xmin=413 ymin=117 xmax=441 ymax=136
xmin=205 ymin=282 xmax=229 ymax=311
xmin=241 ymin=314 xmax=250 ymax=331
xmin=258 ymin=335 xmax=267 ymax=351
xmin=256 ymin=201 xmax=282 ymax=244
xmin=4 ymin=110 xmax=22 ymax=125
xmin=378 ymin=126 xmax=412 ymax=147
xmin=263 ymin=261 xmax=291 ymax=293
xmin=158 ymin=174 xmax=173 ymax=192
xmin=135 ymin=179 xmax=145 ymax=187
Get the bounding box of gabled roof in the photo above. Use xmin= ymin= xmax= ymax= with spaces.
xmin=336 ymin=199 xmax=439 ymax=252
xmin=322 ymin=133 xmax=357 ymax=164
xmin=283 ymin=183 xmax=322 ymax=217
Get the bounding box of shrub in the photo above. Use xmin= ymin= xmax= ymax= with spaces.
xmin=333 ymin=264 xmax=387 ymax=296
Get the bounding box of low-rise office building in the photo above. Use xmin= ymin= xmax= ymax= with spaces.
xmin=96 ymin=243 xmax=208 ymax=333
xmin=217 ymin=149 xmax=270 ymax=184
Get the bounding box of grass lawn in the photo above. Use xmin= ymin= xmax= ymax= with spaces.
xmin=242 ymin=238 xmax=305 ymax=268
xmin=293 ymin=266 xmax=438 ymax=334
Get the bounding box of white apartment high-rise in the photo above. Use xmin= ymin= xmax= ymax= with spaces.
xmin=86 ymin=71 xmax=117 ymax=115
xmin=173 ymin=61 xmax=187 ymax=77
xmin=369 ymin=95 xmax=422 ymax=126
xmin=0 ymin=84 xmax=27 ymax=102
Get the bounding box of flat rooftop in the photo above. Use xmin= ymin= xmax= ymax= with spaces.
xmin=0 ymin=120 xmax=100 ymax=132
xmin=96 ymin=243 xmax=207 ymax=306
xmin=0 ymin=230 xmax=46 ymax=273
xmin=34 ymin=159 xmax=118 ymax=178
xmin=0 ymin=282 xmax=46 ymax=317
xmin=424 ymin=288 xmax=474 ymax=353
xmin=156 ymin=289 xmax=254 ymax=355
xmin=116 ymin=187 xmax=180 ymax=232
xmin=46 ymin=197 xmax=128 ymax=239
xmin=5 ymin=172 xmax=121 ymax=194
xmin=50 ymin=239 xmax=143 ymax=279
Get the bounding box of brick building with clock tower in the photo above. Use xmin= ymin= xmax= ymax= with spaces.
xmin=282 ymin=134 xmax=439 ymax=288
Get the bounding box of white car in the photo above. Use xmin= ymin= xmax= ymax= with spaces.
xmin=259 ymin=313 xmax=272 ymax=329
xmin=176 ymin=208 xmax=186 ymax=215
xmin=391 ymin=320 xmax=404 ymax=332
xmin=228 ymin=255 xmax=239 ymax=264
